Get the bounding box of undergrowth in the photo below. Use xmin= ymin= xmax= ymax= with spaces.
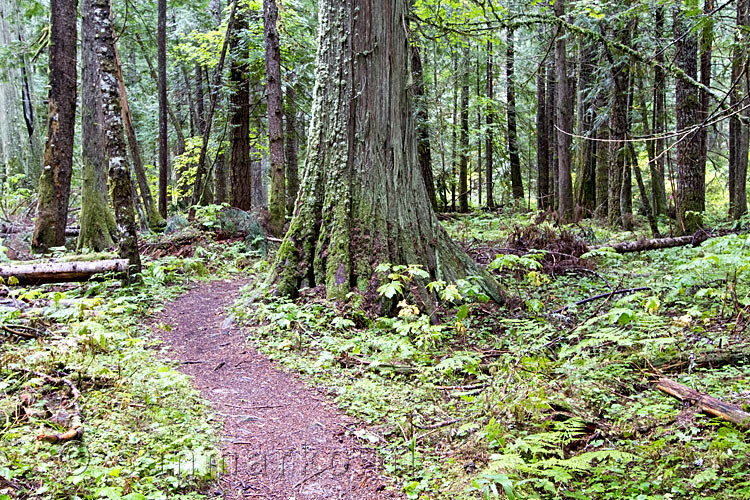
xmin=0 ymin=235 xmax=259 ymax=500
xmin=235 ymin=212 xmax=750 ymax=499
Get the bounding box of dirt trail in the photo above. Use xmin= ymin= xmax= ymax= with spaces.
xmin=154 ymin=279 xmax=399 ymax=500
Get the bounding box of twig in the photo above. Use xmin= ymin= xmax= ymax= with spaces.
xmin=293 ymin=465 xmax=331 ymax=489
xmin=413 ymin=418 xmax=461 ymax=430
xmin=554 ymin=287 xmax=651 ymax=314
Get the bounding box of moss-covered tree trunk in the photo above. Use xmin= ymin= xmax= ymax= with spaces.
xmin=270 ymin=0 xmax=502 ymax=303
xmin=89 ymin=0 xmax=141 ymax=273
xmin=507 ymin=28 xmax=523 ymax=203
xmin=31 ymin=0 xmax=77 ymax=252
xmin=79 ymin=0 xmax=116 ymax=251
xmin=264 ymin=0 xmax=285 ymax=235
xmin=555 ymin=0 xmax=574 ymax=223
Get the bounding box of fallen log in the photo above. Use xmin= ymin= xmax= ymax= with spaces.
xmin=0 ymin=259 xmax=129 ymax=285
xmin=656 ymin=377 xmax=750 ymax=428
xmin=592 ymin=230 xmax=712 ymax=254
xmin=0 ymin=224 xmax=79 ymax=237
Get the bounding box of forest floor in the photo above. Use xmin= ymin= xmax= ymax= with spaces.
xmin=153 ymin=278 xmax=400 ymax=500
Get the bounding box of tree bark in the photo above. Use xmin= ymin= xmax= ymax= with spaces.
xmin=157 ymin=0 xmax=168 ymax=218
xmin=284 ymin=75 xmax=300 ymax=216
xmin=486 ymin=40 xmax=496 ymax=210
xmin=269 ymin=0 xmax=503 ymax=303
xmin=573 ymin=43 xmax=596 ymax=216
xmin=595 ymin=124 xmax=609 ymax=219
xmin=411 ymin=41 xmax=437 ymax=212
xmin=229 ymin=5 xmax=252 ymax=211
xmin=731 ymin=0 xmax=750 ymax=219
xmin=652 ymin=7 xmax=668 ymax=216
xmin=264 ymin=0 xmax=286 ymax=235
xmin=699 ymin=0 xmax=713 ymax=213
xmin=657 ymin=378 xmax=750 ymax=428
xmin=88 ymin=0 xmax=141 ymax=272
xmin=0 ymin=259 xmax=129 ymax=285
xmin=555 ymin=0 xmax=574 ymax=222
xmin=547 ymin=58 xmax=557 ymax=210
xmin=458 ymin=52 xmax=469 ymax=213
xmin=507 ymin=29 xmax=523 ymax=203
xmin=536 ymin=57 xmax=549 ymax=210
xmin=32 ymin=0 xmax=78 ymax=252
xmin=114 ymin=43 xmax=164 ymax=229
xmin=79 ymin=0 xmax=116 ymax=251
xmin=674 ymin=5 xmax=704 ymax=234
xmin=195 ymin=64 xmax=206 ymax=135
xmin=607 ymin=28 xmax=628 ymax=228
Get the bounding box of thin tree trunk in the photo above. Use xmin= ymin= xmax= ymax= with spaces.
xmin=620 ymin=68 xmax=634 ymax=230
xmin=32 ymin=0 xmax=78 ymax=252
xmin=157 ymin=0 xmax=168 ymax=218
xmin=264 ymin=0 xmax=286 ymax=235
xmin=486 ymin=40 xmax=496 ymax=210
xmin=476 ymin=48 xmax=482 ymax=207
xmin=547 ymin=58 xmax=557 ymax=210
xmin=653 ymin=7 xmax=668 ymax=216
xmin=195 ymin=64 xmax=206 ymax=135
xmin=731 ymin=0 xmax=750 ymax=219
xmin=285 ymin=74 xmax=299 ymax=216
xmin=450 ymin=53 xmax=458 ymax=213
xmin=458 ymin=51 xmax=469 ymax=213
xmin=114 ymin=43 xmax=164 ymax=229
xmin=229 ymin=5 xmax=251 ymax=210
xmin=411 ymin=41 xmax=437 ymax=211
xmin=189 ymin=0 xmax=236 ymax=218
xmin=674 ymin=4 xmax=704 ymax=233
xmin=629 ymin=142 xmax=660 ymax=237
xmin=555 ymin=0 xmax=574 ymax=222
xmin=507 ymin=28 xmax=523 ymax=203
xmin=699 ymin=0 xmax=713 ymax=212
xmin=536 ymin=57 xmax=549 ymax=210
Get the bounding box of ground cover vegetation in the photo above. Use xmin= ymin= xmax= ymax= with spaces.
xmin=2 ymin=0 xmax=750 ymax=498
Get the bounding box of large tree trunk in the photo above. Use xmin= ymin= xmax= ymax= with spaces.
xmin=507 ymin=29 xmax=523 ymax=203
xmin=411 ymin=41 xmax=437 ymax=212
xmin=31 ymin=0 xmax=78 ymax=252
xmin=229 ymin=6 xmax=251 ymax=211
xmin=458 ymin=53 xmax=469 ymax=213
xmin=79 ymin=0 xmax=116 ymax=251
xmin=88 ymin=0 xmax=141 ymax=273
xmin=486 ymin=40 xmax=496 ymax=210
xmin=699 ymin=0 xmax=713 ymax=211
xmin=157 ymin=0 xmax=168 ymax=218
xmin=620 ymin=70 xmax=634 ymax=231
xmin=555 ymin=0 xmax=574 ymax=222
xmin=595 ymin=124 xmax=609 ymax=219
xmin=674 ymin=5 xmax=704 ymax=234
xmin=285 ymin=74 xmax=300 ymax=216
xmin=264 ymin=0 xmax=286 ymax=235
xmin=270 ymin=0 xmax=502 ymax=303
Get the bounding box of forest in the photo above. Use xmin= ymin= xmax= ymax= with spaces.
xmin=2 ymin=0 xmax=750 ymax=498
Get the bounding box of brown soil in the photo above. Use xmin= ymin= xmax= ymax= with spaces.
xmin=153 ymin=278 xmax=401 ymax=500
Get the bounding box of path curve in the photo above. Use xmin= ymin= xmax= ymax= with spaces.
xmin=154 ymin=279 xmax=400 ymax=500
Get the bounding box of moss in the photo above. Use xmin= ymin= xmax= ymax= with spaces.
xmin=78 ymin=157 xmax=115 ymax=252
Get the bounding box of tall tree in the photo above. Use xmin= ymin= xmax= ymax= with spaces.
xmin=652 ymin=7 xmax=668 ymax=216
xmin=607 ymin=27 xmax=628 ymax=228
xmin=507 ymin=28 xmax=523 ymax=202
xmin=411 ymin=41 xmax=438 ymax=211
xmin=285 ymin=74 xmax=300 ymax=216
xmin=229 ymin=5 xmax=251 ymax=210
xmin=536 ymin=58 xmax=549 ymax=210
xmin=270 ymin=0 xmax=502 ymax=302
xmin=264 ymin=0 xmax=286 ymax=235
xmin=31 ymin=0 xmax=78 ymax=252
xmin=458 ymin=52 xmax=470 ymax=213
xmin=574 ymin=43 xmax=597 ymax=216
xmin=157 ymin=0 xmax=168 ymax=218
xmin=674 ymin=4 xmax=704 ymax=233
xmin=79 ymin=0 xmax=115 ymax=251
xmin=486 ymin=40 xmax=496 ymax=210
xmin=87 ymin=0 xmax=141 ymax=272
xmin=730 ymin=0 xmax=749 ymax=218
xmin=555 ymin=0 xmax=574 ymax=222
